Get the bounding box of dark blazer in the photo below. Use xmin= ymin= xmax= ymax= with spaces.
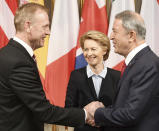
xmin=65 ymin=67 xmax=120 ymax=131
xmin=94 ymin=46 xmax=159 ymax=131
xmin=0 ymin=39 xmax=85 ymax=131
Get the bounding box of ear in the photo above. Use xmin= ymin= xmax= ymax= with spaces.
xmin=128 ymin=31 xmax=137 ymax=42
xmin=24 ymin=21 xmax=31 ymax=33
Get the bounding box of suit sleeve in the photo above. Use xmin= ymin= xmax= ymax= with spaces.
xmin=65 ymin=71 xmax=79 ymax=108
xmin=94 ymin=63 xmax=159 ymax=127
xmin=9 ymin=63 xmax=85 ymax=127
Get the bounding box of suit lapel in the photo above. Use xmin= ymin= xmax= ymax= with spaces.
xmin=114 ymin=61 xmax=134 ymax=101
xmin=84 ymin=68 xmax=97 ymax=98
xmin=87 ymin=77 xmax=97 ymax=98
xmin=8 ymin=39 xmax=43 ymax=85
xmin=98 ymin=70 xmax=110 ymax=98
xmin=9 ymin=39 xmax=31 ymax=58
xmin=10 ymin=39 xmax=35 ymax=60
xmin=116 ymin=46 xmax=151 ymax=98
xmin=9 ymin=39 xmax=38 ymax=70
xmin=98 ymin=68 xmax=117 ymax=100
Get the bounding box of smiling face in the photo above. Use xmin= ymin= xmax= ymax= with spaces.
xmin=83 ymin=39 xmax=106 ymax=67
xmin=110 ymin=19 xmax=130 ymax=57
xmin=28 ymin=9 xmax=50 ymax=50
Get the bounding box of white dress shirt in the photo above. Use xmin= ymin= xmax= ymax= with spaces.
xmin=125 ymin=43 xmax=148 ymax=66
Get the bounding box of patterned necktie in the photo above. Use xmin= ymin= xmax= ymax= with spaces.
xmin=120 ymin=61 xmax=126 ymax=77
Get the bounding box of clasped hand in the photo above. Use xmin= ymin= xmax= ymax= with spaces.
xmin=84 ymin=101 xmax=104 ymax=126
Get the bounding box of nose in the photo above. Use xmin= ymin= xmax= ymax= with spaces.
xmin=87 ymin=50 xmax=93 ymax=56
xmin=46 ymin=28 xmax=50 ymax=35
xmin=84 ymin=50 xmax=92 ymax=57
xmin=110 ymin=32 xmax=114 ymax=40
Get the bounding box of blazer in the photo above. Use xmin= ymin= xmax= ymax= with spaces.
xmin=65 ymin=67 xmax=120 ymax=131
xmin=94 ymin=46 xmax=159 ymax=131
xmin=0 ymin=39 xmax=85 ymax=131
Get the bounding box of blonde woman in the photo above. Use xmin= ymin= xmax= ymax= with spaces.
xmin=65 ymin=30 xmax=120 ymax=131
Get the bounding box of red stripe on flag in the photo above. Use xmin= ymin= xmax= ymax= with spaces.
xmin=38 ymin=71 xmax=51 ymax=101
xmin=81 ymin=0 xmax=108 ymax=33
xmin=45 ymin=48 xmax=76 ymax=107
xmin=5 ymin=0 xmax=18 ymax=15
xmin=0 ymin=26 xmax=9 ymax=48
xmin=76 ymin=0 xmax=108 ymax=49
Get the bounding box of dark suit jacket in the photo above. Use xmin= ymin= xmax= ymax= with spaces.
xmin=0 ymin=39 xmax=85 ymax=131
xmin=65 ymin=67 xmax=120 ymax=131
xmin=94 ymin=46 xmax=159 ymax=131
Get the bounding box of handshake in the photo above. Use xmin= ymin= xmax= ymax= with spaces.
xmin=84 ymin=101 xmax=104 ymax=126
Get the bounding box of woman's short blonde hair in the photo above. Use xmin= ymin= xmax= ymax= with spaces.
xmin=79 ymin=30 xmax=110 ymax=61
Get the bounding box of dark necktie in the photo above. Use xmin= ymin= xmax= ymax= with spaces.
xmin=32 ymin=54 xmax=37 ymax=63
xmin=120 ymin=61 xmax=126 ymax=77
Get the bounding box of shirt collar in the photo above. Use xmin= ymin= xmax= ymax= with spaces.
xmin=13 ymin=36 xmax=34 ymax=57
xmin=87 ymin=63 xmax=107 ymax=78
xmin=125 ymin=43 xmax=148 ymax=65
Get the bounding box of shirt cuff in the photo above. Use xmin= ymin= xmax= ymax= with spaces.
xmin=83 ymin=109 xmax=87 ymax=121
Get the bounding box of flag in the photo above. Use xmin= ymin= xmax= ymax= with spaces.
xmin=75 ymin=0 xmax=108 ymax=69
xmin=19 ymin=0 xmax=44 ymax=6
xmin=19 ymin=0 xmax=29 ymax=6
xmin=0 ymin=0 xmax=18 ymax=48
xmin=45 ymin=0 xmax=79 ymax=107
xmin=140 ymin=0 xmax=159 ymax=56
xmin=106 ymin=0 xmax=135 ymax=71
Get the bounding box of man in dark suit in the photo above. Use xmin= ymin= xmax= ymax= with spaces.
xmin=85 ymin=10 xmax=159 ymax=131
xmin=65 ymin=30 xmax=120 ymax=131
xmin=0 ymin=3 xmax=87 ymax=131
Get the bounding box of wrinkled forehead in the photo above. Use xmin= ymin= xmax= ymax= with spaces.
xmin=31 ymin=9 xmax=49 ymax=23
xmin=112 ymin=19 xmax=123 ymax=30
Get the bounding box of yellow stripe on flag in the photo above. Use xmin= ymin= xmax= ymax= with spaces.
xmin=29 ymin=0 xmax=44 ymax=5
xmin=34 ymin=36 xmax=49 ymax=78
